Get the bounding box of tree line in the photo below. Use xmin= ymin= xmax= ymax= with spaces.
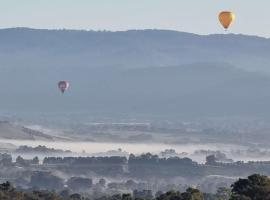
xmin=1 ymin=174 xmax=270 ymax=200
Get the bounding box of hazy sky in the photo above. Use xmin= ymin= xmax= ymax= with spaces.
xmin=1 ymin=0 xmax=270 ymax=37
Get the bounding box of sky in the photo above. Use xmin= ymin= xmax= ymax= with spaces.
xmin=1 ymin=0 xmax=270 ymax=37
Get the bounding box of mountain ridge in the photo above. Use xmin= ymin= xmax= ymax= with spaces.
xmin=1 ymin=27 xmax=268 ymax=39
xmin=0 ymin=28 xmax=270 ymax=72
xmin=0 ymin=28 xmax=269 ymax=118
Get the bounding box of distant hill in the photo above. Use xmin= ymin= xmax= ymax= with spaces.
xmin=0 ymin=121 xmax=53 ymax=140
xmin=0 ymin=28 xmax=270 ymax=118
xmin=0 ymin=28 xmax=270 ymax=72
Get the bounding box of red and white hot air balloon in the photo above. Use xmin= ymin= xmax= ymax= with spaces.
xmin=58 ymin=81 xmax=69 ymax=94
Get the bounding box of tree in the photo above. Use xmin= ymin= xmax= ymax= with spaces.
xmin=0 ymin=182 xmax=12 ymax=192
xmin=33 ymin=156 xmax=39 ymax=164
xmin=215 ymin=187 xmax=231 ymax=200
xmin=99 ymin=178 xmax=106 ymax=187
xmin=30 ymin=171 xmax=64 ymax=191
xmin=0 ymin=182 xmax=63 ymax=200
xmin=156 ymin=190 xmax=181 ymax=200
xmin=181 ymin=188 xmax=204 ymax=200
xmin=122 ymin=193 xmax=132 ymax=200
xmin=0 ymin=154 xmax=12 ymax=166
xmin=205 ymin=155 xmax=216 ymax=165
xmin=70 ymin=193 xmax=82 ymax=199
xmin=231 ymin=174 xmax=270 ymax=200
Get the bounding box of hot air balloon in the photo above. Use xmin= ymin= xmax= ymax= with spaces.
xmin=58 ymin=81 xmax=69 ymax=94
xmin=219 ymin=11 xmax=235 ymax=30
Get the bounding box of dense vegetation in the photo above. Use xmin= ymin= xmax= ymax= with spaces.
xmin=1 ymin=174 xmax=270 ymax=200
xmin=4 ymin=152 xmax=270 ymax=195
xmin=42 ymin=153 xmax=270 ymax=178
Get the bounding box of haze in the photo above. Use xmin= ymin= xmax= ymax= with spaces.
xmin=1 ymin=0 xmax=270 ymax=37
xmin=0 ymin=1 xmax=270 ymax=199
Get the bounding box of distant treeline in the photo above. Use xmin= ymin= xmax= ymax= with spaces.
xmin=41 ymin=153 xmax=270 ymax=178
xmin=2 ymin=152 xmax=270 ymax=178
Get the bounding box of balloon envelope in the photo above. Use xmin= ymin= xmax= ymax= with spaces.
xmin=219 ymin=11 xmax=235 ymax=30
xmin=58 ymin=81 xmax=69 ymax=93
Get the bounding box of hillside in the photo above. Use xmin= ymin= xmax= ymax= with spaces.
xmin=0 ymin=28 xmax=270 ymax=118
xmin=0 ymin=28 xmax=269 ymax=72
xmin=0 ymin=121 xmax=53 ymax=140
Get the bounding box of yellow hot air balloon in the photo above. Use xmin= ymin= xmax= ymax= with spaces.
xmin=219 ymin=11 xmax=235 ymax=30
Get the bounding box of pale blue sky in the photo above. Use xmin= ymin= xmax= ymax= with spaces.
xmin=1 ymin=0 xmax=270 ymax=37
